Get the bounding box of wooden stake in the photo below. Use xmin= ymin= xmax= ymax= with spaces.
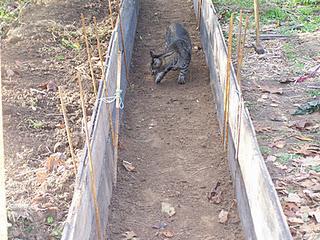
xmin=236 ymin=101 xmax=243 ymax=160
xmin=93 ymin=16 xmax=105 ymax=78
xmin=118 ymin=8 xmax=130 ymax=84
xmin=113 ymin=50 xmax=122 ymax=185
xmin=236 ymin=15 xmax=249 ymax=84
xmin=78 ymin=73 xmax=102 ymax=240
xmin=197 ymin=0 xmax=203 ymax=29
xmin=81 ymin=14 xmax=97 ymax=95
xmin=58 ymin=87 xmax=77 ymax=175
xmin=108 ymin=0 xmax=114 ymax=29
xmin=223 ymin=13 xmax=234 ymax=151
xmin=236 ymin=10 xmax=243 ymax=80
xmin=253 ymin=0 xmax=265 ymax=54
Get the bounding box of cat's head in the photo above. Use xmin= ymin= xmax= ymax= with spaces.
xmin=150 ymin=50 xmax=162 ymax=75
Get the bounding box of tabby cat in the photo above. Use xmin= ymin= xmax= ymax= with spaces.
xmin=150 ymin=23 xmax=192 ymax=84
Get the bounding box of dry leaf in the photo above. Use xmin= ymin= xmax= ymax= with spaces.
xmin=283 ymin=202 xmax=299 ymax=217
xmin=208 ymin=181 xmax=223 ymax=204
xmin=122 ymin=231 xmax=139 ymax=240
xmin=161 ymin=202 xmax=176 ymax=217
xmin=6 ymin=68 xmax=15 ymax=78
xmin=271 ymin=140 xmax=286 ymax=149
xmin=301 ymin=155 xmax=320 ymax=167
xmin=295 ymin=135 xmax=313 ymax=142
xmin=288 ymin=120 xmax=312 ymax=130
xmin=292 ymin=145 xmax=320 ymax=156
xmin=313 ymin=209 xmax=320 ymax=223
xmin=266 ymin=155 xmax=277 ymax=162
xmin=161 ymin=230 xmax=174 ymax=238
xmin=36 ymin=169 xmax=47 ymax=184
xmin=218 ymin=209 xmax=229 ymax=224
xmin=122 ymin=161 xmax=135 ymax=172
xmin=260 ymin=85 xmax=283 ymax=95
xmin=256 ymin=126 xmax=273 ymax=133
xmin=45 ymin=153 xmax=65 ymax=172
xmin=286 ymin=193 xmax=302 ymax=203
xmin=288 ymin=217 xmax=304 ymax=224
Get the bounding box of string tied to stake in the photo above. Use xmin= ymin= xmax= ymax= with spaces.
xmin=100 ymin=89 xmax=124 ymax=109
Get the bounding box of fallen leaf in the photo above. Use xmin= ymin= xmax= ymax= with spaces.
xmin=312 ymin=209 xmax=320 ymax=223
xmin=45 ymin=153 xmax=65 ymax=172
xmin=122 ymin=231 xmax=139 ymax=240
xmin=292 ymin=145 xmax=320 ymax=156
xmin=271 ymin=140 xmax=286 ymax=149
xmin=208 ymin=181 xmax=223 ymax=204
xmin=36 ymin=169 xmax=47 ymax=184
xmin=286 ymin=193 xmax=301 ymax=203
xmin=256 ymin=126 xmax=273 ymax=133
xmin=288 ymin=120 xmax=312 ymax=130
xmin=270 ymin=103 xmax=279 ymax=107
xmin=294 ymin=135 xmax=313 ymax=142
xmin=161 ymin=202 xmax=176 ymax=217
xmin=218 ymin=209 xmax=229 ymax=224
xmin=283 ymin=202 xmax=299 ymax=217
xmin=6 ymin=68 xmax=15 ymax=78
xmin=122 ymin=161 xmax=135 ymax=172
xmin=266 ymin=155 xmax=277 ymax=162
xmin=160 ymin=230 xmax=174 ymax=238
xmin=287 ymin=217 xmax=304 ymax=224
xmin=260 ymin=85 xmax=283 ymax=95
xmin=301 ymin=155 xmax=320 ymax=167
xmin=304 ymin=190 xmax=320 ymax=201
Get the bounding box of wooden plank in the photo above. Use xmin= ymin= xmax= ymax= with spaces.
xmin=61 ymin=0 xmax=139 ymax=238
xmin=194 ymin=0 xmax=292 ymax=239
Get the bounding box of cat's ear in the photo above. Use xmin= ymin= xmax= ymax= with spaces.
xmin=150 ymin=50 xmax=155 ymax=58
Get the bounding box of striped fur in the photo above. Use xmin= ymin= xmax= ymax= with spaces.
xmin=150 ymin=23 xmax=192 ymax=84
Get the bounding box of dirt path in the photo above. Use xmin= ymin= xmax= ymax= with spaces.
xmin=108 ymin=0 xmax=243 ymax=239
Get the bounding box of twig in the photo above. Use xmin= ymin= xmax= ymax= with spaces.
xmin=253 ymin=0 xmax=265 ymax=54
xmin=81 ymin=14 xmax=97 ymax=95
xmin=108 ymin=0 xmax=114 ymax=29
xmin=113 ymin=50 xmax=122 ymax=185
xmin=58 ymin=87 xmax=77 ymax=175
xmin=93 ymin=16 xmax=105 ymax=78
xmin=197 ymin=0 xmax=203 ymax=30
xmin=223 ymin=13 xmax=234 ymax=152
xmin=78 ymin=72 xmax=102 ymax=240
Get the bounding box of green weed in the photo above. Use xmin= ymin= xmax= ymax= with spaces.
xmin=276 ymin=153 xmax=299 ymax=165
xmin=308 ymin=90 xmax=320 ymax=97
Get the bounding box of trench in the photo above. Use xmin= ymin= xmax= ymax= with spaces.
xmin=107 ymin=0 xmax=243 ymax=238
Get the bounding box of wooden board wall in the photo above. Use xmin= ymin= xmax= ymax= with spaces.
xmin=193 ymin=0 xmax=292 ymax=239
xmin=61 ymin=0 xmax=139 ymax=239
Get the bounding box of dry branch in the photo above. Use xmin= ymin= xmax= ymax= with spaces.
xmin=78 ymin=73 xmax=102 ymax=240
xmin=58 ymin=87 xmax=77 ymax=175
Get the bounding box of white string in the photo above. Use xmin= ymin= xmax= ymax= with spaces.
xmin=99 ymin=89 xmax=124 ymax=109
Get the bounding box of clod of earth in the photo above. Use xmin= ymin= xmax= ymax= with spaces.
xmin=218 ymin=209 xmax=229 ymax=224
xmin=161 ymin=202 xmax=176 ymax=217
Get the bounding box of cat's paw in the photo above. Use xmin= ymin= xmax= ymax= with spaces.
xmin=155 ymin=72 xmax=164 ymax=84
xmin=177 ymin=75 xmax=186 ymax=84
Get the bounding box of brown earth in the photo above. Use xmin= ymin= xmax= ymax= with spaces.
xmin=107 ymin=0 xmax=243 ymax=239
xmin=1 ymin=0 xmax=117 ymax=238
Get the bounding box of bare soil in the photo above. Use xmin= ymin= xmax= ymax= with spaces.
xmin=108 ymin=0 xmax=243 ymax=239
xmin=1 ymin=0 xmax=117 ymax=238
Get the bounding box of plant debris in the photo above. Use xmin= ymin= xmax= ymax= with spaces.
xmin=292 ymin=100 xmax=320 ymax=115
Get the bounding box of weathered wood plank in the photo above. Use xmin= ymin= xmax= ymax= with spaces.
xmin=193 ymin=0 xmax=292 ymax=239
xmin=61 ymin=0 xmax=139 ymax=239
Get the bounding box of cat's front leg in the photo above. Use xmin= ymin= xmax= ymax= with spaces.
xmin=177 ymin=70 xmax=188 ymax=84
xmin=155 ymin=65 xmax=173 ymax=84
